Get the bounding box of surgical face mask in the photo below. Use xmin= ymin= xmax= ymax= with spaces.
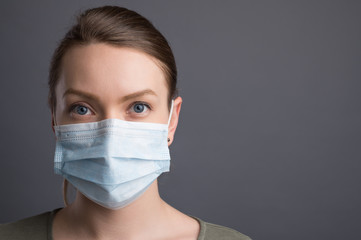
xmin=53 ymin=101 xmax=173 ymax=209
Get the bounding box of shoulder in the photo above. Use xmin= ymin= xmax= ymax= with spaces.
xmin=194 ymin=217 xmax=252 ymax=240
xmin=203 ymin=222 xmax=252 ymax=240
xmin=0 ymin=210 xmax=55 ymax=240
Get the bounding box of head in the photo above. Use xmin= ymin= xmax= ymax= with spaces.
xmin=48 ymin=6 xmax=182 ymax=205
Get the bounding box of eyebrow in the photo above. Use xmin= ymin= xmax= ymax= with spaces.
xmin=62 ymin=88 xmax=157 ymax=103
xmin=120 ymin=89 xmax=157 ymax=102
xmin=62 ymin=88 xmax=100 ymax=101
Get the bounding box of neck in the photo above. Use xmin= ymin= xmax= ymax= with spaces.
xmin=63 ymin=180 xmax=171 ymax=239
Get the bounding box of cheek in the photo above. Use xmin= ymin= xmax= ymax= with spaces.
xmin=54 ymin=94 xmax=68 ymax=125
xmin=54 ymin=100 xmax=64 ymax=125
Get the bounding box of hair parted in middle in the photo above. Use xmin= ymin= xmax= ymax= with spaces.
xmin=48 ymin=5 xmax=178 ymax=115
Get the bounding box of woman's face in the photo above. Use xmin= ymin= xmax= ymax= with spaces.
xmin=53 ymin=43 xmax=181 ymax=142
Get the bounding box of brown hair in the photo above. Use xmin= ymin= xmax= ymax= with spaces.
xmin=48 ymin=5 xmax=177 ymax=114
xmin=48 ymin=6 xmax=178 ymax=206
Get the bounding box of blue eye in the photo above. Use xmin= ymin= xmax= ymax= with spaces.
xmin=133 ymin=103 xmax=147 ymax=113
xmin=75 ymin=105 xmax=89 ymax=115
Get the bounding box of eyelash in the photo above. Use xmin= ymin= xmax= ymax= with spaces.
xmin=129 ymin=101 xmax=152 ymax=112
xmin=68 ymin=101 xmax=152 ymax=116
xmin=69 ymin=103 xmax=92 ymax=116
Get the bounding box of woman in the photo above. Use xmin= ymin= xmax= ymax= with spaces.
xmin=0 ymin=6 xmax=251 ymax=240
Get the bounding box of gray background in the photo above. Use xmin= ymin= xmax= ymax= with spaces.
xmin=0 ymin=1 xmax=360 ymax=239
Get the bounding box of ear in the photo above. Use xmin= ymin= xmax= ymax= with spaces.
xmin=51 ymin=112 xmax=55 ymax=134
xmin=168 ymin=96 xmax=182 ymax=146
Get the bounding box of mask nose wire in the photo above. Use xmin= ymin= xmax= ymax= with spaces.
xmin=167 ymin=100 xmax=174 ymax=126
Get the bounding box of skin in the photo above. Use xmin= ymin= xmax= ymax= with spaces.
xmin=51 ymin=43 xmax=199 ymax=240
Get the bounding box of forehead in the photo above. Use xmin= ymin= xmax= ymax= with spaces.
xmin=57 ymin=43 xmax=168 ymax=99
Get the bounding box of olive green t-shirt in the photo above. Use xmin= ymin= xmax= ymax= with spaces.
xmin=0 ymin=209 xmax=251 ymax=240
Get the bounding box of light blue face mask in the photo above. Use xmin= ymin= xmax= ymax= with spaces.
xmin=53 ymin=101 xmax=173 ymax=209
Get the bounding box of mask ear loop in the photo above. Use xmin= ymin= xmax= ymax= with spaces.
xmin=167 ymin=100 xmax=174 ymax=143
xmin=52 ymin=111 xmax=69 ymax=205
xmin=167 ymin=100 xmax=174 ymax=126
xmin=52 ymin=112 xmax=57 ymax=127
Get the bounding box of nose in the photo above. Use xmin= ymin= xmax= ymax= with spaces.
xmin=102 ymin=108 xmax=125 ymax=121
